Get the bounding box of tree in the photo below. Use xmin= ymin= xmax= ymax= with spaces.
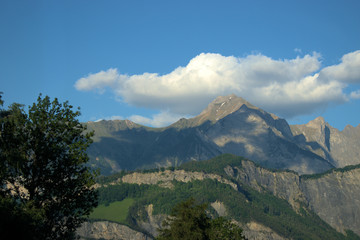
xmin=208 ymin=217 xmax=246 ymax=240
xmin=157 ymin=198 xmax=246 ymax=240
xmin=0 ymin=94 xmax=98 ymax=239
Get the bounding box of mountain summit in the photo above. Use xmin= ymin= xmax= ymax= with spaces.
xmin=86 ymin=94 xmax=359 ymax=175
xmin=196 ymin=94 xmax=257 ymax=123
xmin=171 ymin=94 xmax=271 ymax=128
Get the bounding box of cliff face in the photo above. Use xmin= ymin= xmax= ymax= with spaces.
xmin=291 ymin=117 xmax=360 ymax=167
xmin=77 ymin=221 xmax=152 ymax=240
xmin=229 ymin=160 xmax=360 ymax=235
xmin=120 ymin=169 xmax=238 ymax=190
xmin=229 ymin=161 xmax=305 ymax=210
xmin=301 ymin=169 xmax=360 ymax=234
xmin=241 ymin=222 xmax=287 ymax=240
xmin=202 ymin=103 xmax=332 ymax=174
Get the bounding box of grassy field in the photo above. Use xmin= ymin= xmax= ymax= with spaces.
xmin=89 ymin=198 xmax=134 ymax=223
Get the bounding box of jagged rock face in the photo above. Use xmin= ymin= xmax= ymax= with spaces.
xmin=229 ymin=162 xmax=306 ymax=210
xmin=86 ymin=94 xmax=345 ymax=175
xmin=120 ymin=169 xmax=238 ymax=190
xmin=301 ymin=169 xmax=360 ymax=234
xmin=242 ymin=222 xmax=287 ymax=240
xmin=291 ymin=117 xmax=360 ymax=167
xmin=138 ymin=204 xmax=166 ymax=237
xmin=77 ymin=221 xmax=152 ymax=240
xmin=229 ymin=160 xmax=360 ymax=235
xmin=203 ymin=104 xmax=333 ymax=174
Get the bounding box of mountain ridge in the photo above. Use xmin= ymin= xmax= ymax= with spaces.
xmin=85 ymin=94 xmax=359 ymax=175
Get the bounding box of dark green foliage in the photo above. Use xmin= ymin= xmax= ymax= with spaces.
xmin=180 ymin=153 xmax=296 ymax=176
xmin=209 ymin=217 xmax=246 ymax=240
xmin=179 ymin=154 xmax=244 ymax=176
xmin=0 ymin=95 xmax=98 ymax=240
xmin=156 ymin=198 xmax=246 ymax=240
xmin=96 ymin=170 xmax=129 ymax=184
xmin=97 ymin=183 xmax=157 ymax=205
xmin=95 ymin=154 xmax=360 ymax=240
xmin=0 ymin=195 xmax=45 ymax=240
xmin=301 ymin=164 xmax=360 ymax=180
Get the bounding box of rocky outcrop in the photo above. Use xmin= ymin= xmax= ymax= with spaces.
xmin=211 ymin=200 xmax=228 ymax=217
xmin=137 ymin=204 xmax=166 ymax=237
xmin=242 ymin=222 xmax=287 ymax=240
xmin=291 ymin=117 xmax=360 ymax=167
xmin=203 ymin=103 xmax=333 ymax=175
xmin=230 ymin=161 xmax=306 ymax=210
xmin=301 ymin=168 xmax=360 ymax=235
xmin=120 ymin=169 xmax=238 ymax=191
xmin=77 ymin=221 xmax=152 ymax=240
xmin=228 ymin=160 xmax=360 ymax=235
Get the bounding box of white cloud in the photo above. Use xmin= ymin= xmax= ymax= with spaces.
xmin=93 ymin=112 xmax=187 ymax=128
xmin=75 ymin=50 xmax=360 ymax=125
xmin=75 ymin=68 xmax=122 ymax=93
xmin=350 ymin=90 xmax=360 ymax=99
xmin=128 ymin=111 xmax=188 ymax=128
xmin=319 ymin=50 xmax=360 ymax=83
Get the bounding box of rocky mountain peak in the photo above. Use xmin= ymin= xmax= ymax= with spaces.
xmin=305 ymin=116 xmax=327 ymax=129
xmin=190 ymin=94 xmax=259 ymax=125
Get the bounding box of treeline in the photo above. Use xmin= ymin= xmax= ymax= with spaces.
xmin=301 ymin=163 xmax=360 ymax=180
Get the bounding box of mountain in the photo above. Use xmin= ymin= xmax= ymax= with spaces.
xmin=85 ymin=94 xmax=357 ymax=175
xmin=291 ymin=117 xmax=360 ymax=167
xmin=78 ymin=154 xmax=360 ymax=239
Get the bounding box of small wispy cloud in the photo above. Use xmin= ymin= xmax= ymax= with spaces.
xmin=75 ymin=50 xmax=360 ymax=127
xmin=128 ymin=111 xmax=189 ymax=128
xmin=294 ymin=48 xmax=302 ymax=54
xmin=92 ymin=112 xmax=187 ymax=128
xmin=350 ymin=90 xmax=360 ymax=99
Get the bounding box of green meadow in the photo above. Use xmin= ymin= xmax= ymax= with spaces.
xmin=89 ymin=198 xmax=134 ymax=224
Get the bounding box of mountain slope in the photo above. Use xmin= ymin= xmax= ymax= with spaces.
xmin=85 ymin=94 xmax=358 ymax=175
xmin=85 ymin=154 xmax=360 ymax=239
xmin=291 ymin=117 xmax=360 ymax=167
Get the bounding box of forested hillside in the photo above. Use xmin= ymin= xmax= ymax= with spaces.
xmin=82 ymin=154 xmax=360 ymax=240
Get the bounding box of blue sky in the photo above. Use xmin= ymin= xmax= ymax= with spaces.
xmin=1 ymin=0 xmax=360 ymax=130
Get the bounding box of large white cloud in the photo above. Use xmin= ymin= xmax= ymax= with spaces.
xmin=319 ymin=50 xmax=360 ymax=83
xmin=75 ymin=50 xmax=360 ymax=124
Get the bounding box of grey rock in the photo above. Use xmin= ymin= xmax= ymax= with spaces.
xmin=86 ymin=94 xmax=342 ymax=175
xmin=229 ymin=160 xmax=360 ymax=235
xmin=291 ymin=117 xmax=360 ymax=167
xmin=77 ymin=221 xmax=152 ymax=240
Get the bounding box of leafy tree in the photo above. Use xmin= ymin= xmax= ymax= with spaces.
xmin=0 ymin=94 xmax=98 ymax=239
xmin=157 ymin=198 xmax=246 ymax=240
xmin=208 ymin=217 xmax=246 ymax=240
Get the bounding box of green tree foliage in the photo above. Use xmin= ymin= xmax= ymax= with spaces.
xmin=208 ymin=217 xmax=246 ymax=240
xmin=156 ymin=198 xmax=246 ymax=240
xmin=0 ymin=195 xmax=44 ymax=239
xmin=0 ymin=94 xmax=98 ymax=240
